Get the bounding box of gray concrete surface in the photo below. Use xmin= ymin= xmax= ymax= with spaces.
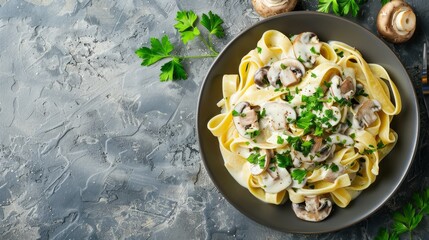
xmin=0 ymin=0 xmax=428 ymax=239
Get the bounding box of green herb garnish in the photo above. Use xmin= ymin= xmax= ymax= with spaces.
xmin=375 ymin=188 xmax=429 ymax=240
xmin=291 ymin=169 xmax=307 ymax=183
xmin=135 ymin=10 xmax=224 ymax=81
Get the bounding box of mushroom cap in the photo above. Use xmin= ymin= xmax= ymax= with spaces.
xmin=254 ymin=66 xmax=271 ymax=88
xmin=251 ymin=0 xmax=298 ymax=18
xmin=267 ymin=58 xmax=305 ymax=88
xmin=292 ymin=32 xmax=322 ymax=68
xmin=249 ymin=149 xmax=272 ymax=175
xmin=353 ymin=99 xmax=381 ymax=129
xmin=261 ymin=165 xmax=292 ymax=193
xmin=232 ymin=102 xmax=260 ymax=138
xmin=292 ymin=195 xmax=333 ymax=222
xmin=261 ymin=101 xmax=297 ymax=130
xmin=377 ymin=0 xmax=416 ymax=43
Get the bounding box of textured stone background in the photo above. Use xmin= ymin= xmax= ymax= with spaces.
xmin=0 ymin=0 xmax=428 ymax=239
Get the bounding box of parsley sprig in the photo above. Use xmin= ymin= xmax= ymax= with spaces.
xmin=317 ymin=0 xmax=367 ymax=17
xmin=135 ymin=10 xmax=224 ymax=81
xmin=375 ymin=188 xmax=429 ymax=240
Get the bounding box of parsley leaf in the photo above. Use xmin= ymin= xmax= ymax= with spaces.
xmin=160 ymin=57 xmax=187 ymax=81
xmin=339 ymin=0 xmax=360 ymax=17
xmin=318 ymin=0 xmax=340 ymax=15
xmin=296 ymin=111 xmax=316 ymax=134
xmin=291 ymin=169 xmax=307 ymax=183
xmin=136 ymin=10 xmax=225 ymax=82
xmin=287 ymin=136 xmax=314 ymax=156
xmin=275 ymin=152 xmax=293 ymax=168
xmin=375 ymin=187 xmax=429 ymax=239
xmin=329 ymin=163 xmax=339 ymax=172
xmin=174 ymin=10 xmax=200 ymax=44
xmin=318 ymin=0 xmax=365 ymax=17
xmin=246 ymin=129 xmax=261 ymax=138
xmin=310 ymin=46 xmax=320 ymax=55
xmin=135 ymin=35 xmax=174 ymax=66
xmin=247 ymin=153 xmax=266 ymax=169
xmin=201 ymin=11 xmax=225 ymax=38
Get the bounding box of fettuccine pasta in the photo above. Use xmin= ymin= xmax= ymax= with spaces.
xmin=207 ymin=30 xmax=401 ymax=222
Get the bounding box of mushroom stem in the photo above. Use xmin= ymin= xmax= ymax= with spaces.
xmin=394 ymin=9 xmax=416 ymax=32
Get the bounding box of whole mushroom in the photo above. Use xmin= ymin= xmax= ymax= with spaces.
xmin=251 ymin=0 xmax=298 ymax=18
xmin=377 ymin=0 xmax=416 ymax=43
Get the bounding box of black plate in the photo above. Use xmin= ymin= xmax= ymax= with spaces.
xmin=196 ymin=12 xmax=419 ymax=233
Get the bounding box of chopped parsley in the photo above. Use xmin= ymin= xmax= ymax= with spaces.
xmin=324 ymin=81 xmax=332 ymax=88
xmin=287 ymin=136 xmax=314 ymax=156
xmin=311 ymin=72 xmax=317 ymax=78
xmin=377 ymin=141 xmax=385 ymax=149
xmin=329 ymin=163 xmax=339 ymax=172
xmin=310 ymin=46 xmax=320 ymax=55
xmin=246 ymin=153 xmax=266 ymax=169
xmin=291 ymin=169 xmax=307 ymax=183
xmin=355 ymin=88 xmax=369 ymax=97
xmin=297 ymin=55 xmax=305 ymax=63
xmin=333 ymin=96 xmax=352 ymax=107
xmin=335 ymin=49 xmax=344 ymax=58
xmin=363 ymin=141 xmax=386 ymax=154
xmin=232 ymin=109 xmax=246 ymax=117
xmin=246 ymin=129 xmax=260 ymax=138
xmin=296 ymin=111 xmax=317 ymax=134
xmin=314 ymin=125 xmax=324 ymax=136
xmin=274 ymin=151 xmax=293 ymax=168
xmin=256 ymin=47 xmax=262 ymax=54
xmin=258 ymin=108 xmax=266 ymax=119
xmin=277 ymin=136 xmax=284 ymax=144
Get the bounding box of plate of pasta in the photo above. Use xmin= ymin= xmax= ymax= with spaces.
xmin=197 ymin=12 xmax=419 ymax=233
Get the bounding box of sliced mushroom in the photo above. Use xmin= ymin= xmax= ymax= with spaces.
xmin=312 ymin=143 xmax=335 ymax=162
xmin=292 ymin=140 xmax=334 ymax=163
xmin=261 ymin=165 xmax=292 ymax=193
xmin=251 ymin=0 xmax=298 ymax=18
xmin=261 ymin=101 xmax=296 ymax=130
xmin=292 ymin=195 xmax=333 ymax=222
xmin=377 ymin=0 xmax=416 ymax=43
xmin=267 ymin=58 xmax=305 ymax=88
xmin=332 ymin=123 xmax=349 ymax=134
xmin=232 ymin=102 xmax=260 ymax=138
xmin=315 ymin=104 xmax=341 ymax=129
xmin=328 ymin=133 xmax=354 ymax=146
xmin=330 ymin=75 xmax=356 ymax=100
xmin=340 ymin=76 xmax=355 ymax=99
xmin=254 ymin=66 xmax=270 ymax=88
xmin=330 ymin=75 xmax=342 ymax=100
xmin=293 ymin=32 xmax=322 ymax=68
xmin=250 ymin=149 xmax=272 ymax=175
xmin=352 ymin=99 xmax=382 ymax=129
